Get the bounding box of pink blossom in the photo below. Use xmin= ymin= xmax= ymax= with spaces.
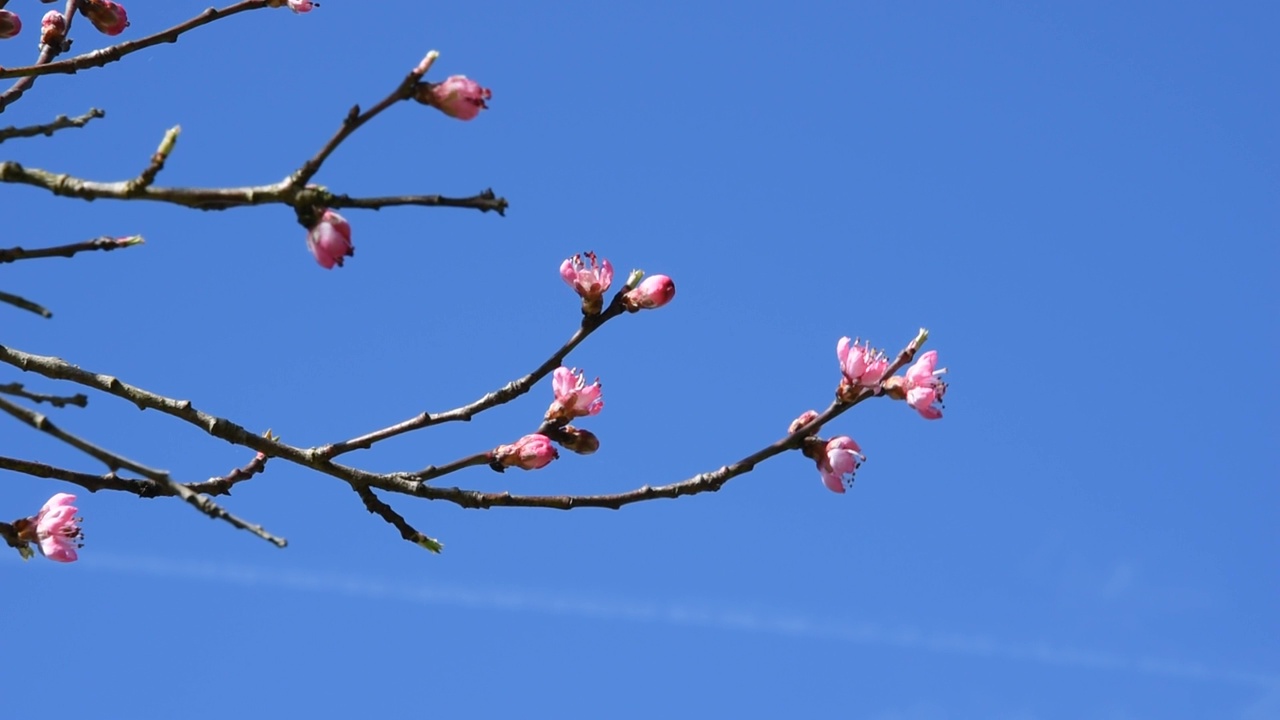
xmin=0 ymin=11 xmax=21 ymax=40
xmin=622 ymin=274 xmax=676 ymax=311
xmin=817 ymin=436 xmax=864 ymax=494
xmin=903 ymin=350 xmax=947 ymax=420
xmin=426 ymin=76 xmax=491 ymax=121
xmin=78 ymin=0 xmax=128 ymax=36
xmin=545 ymin=366 xmax=604 ymax=423
xmin=560 ymin=252 xmax=614 ymax=313
xmin=494 ymin=434 xmax=559 ymax=470
xmin=837 ymin=336 xmax=889 ymax=389
xmin=306 ymin=209 xmax=354 ymax=269
xmin=287 ymin=0 xmax=315 ymax=12
xmin=40 ymin=11 xmax=66 ymax=47
xmin=34 ymin=493 xmax=82 ymax=563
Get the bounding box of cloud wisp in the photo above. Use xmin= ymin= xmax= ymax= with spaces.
xmin=56 ymin=553 xmax=1280 ymax=689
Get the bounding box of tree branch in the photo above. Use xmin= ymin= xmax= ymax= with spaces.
xmin=0 ymin=108 xmax=104 ymax=144
xmin=0 ymin=330 xmax=928 ymax=514
xmin=0 ymin=160 xmax=506 ymax=213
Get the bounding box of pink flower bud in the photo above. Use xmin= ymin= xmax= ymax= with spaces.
xmin=34 ymin=493 xmax=82 ymax=562
xmin=0 ymin=11 xmax=21 ymax=40
xmin=545 ymin=366 xmax=604 ymax=423
xmin=305 ymin=209 xmax=354 ymax=269
xmin=837 ymin=337 xmax=889 ymax=397
xmin=40 ymin=11 xmax=66 ymax=47
xmin=817 ymin=436 xmax=864 ymax=494
xmin=494 ymin=434 xmax=559 ymax=470
xmin=77 ymin=0 xmax=128 ymax=36
xmin=560 ymin=252 xmax=614 ymax=315
xmin=287 ymin=0 xmax=315 ymax=12
xmin=902 ymin=350 xmax=948 ymax=420
xmin=622 ymin=274 xmax=675 ymax=311
xmin=788 ymin=410 xmax=820 ymax=436
xmin=419 ymin=75 xmax=491 ymax=121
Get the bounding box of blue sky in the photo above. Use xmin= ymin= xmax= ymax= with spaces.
xmin=1 ymin=2 xmax=1276 ymax=717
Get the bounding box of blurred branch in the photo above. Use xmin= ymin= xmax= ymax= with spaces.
xmin=0 ymin=1 xmax=275 ymax=82
xmin=0 ymin=234 xmax=143 ymax=264
xmin=0 ymin=289 xmax=53 ymax=318
xmin=355 ymin=484 xmax=442 ymax=553
xmin=0 ymin=452 xmax=264 ymax=499
xmin=0 ymin=382 xmax=87 ymax=407
xmin=0 ymin=108 xmax=104 ymax=143
xmin=0 ymin=394 xmax=170 ymax=480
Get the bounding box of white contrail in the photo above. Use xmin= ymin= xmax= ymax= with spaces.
xmin=27 ymin=552 xmax=1280 ymax=689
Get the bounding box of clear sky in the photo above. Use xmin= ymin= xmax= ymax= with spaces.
xmin=2 ymin=2 xmax=1277 ymax=718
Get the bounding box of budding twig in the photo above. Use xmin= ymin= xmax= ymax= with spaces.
xmin=125 ymin=125 xmax=180 ymax=193
xmin=0 ymin=108 xmax=105 ymax=144
xmin=0 ymin=234 xmax=143 ymax=264
xmin=355 ymin=484 xmax=442 ymax=553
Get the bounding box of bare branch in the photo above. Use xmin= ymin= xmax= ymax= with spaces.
xmin=185 ymin=450 xmax=269 ymax=496
xmin=355 ymin=484 xmax=442 ymax=553
xmin=0 ymin=382 xmax=88 ymax=408
xmin=0 ymin=1 xmax=276 ymax=82
xmin=0 ymin=394 xmax=169 ymax=480
xmin=0 ymin=234 xmax=143 ymax=264
xmin=0 ymin=289 xmax=53 ymax=318
xmin=0 ymin=108 xmax=105 ymax=143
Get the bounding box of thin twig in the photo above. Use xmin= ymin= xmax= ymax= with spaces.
xmin=186 ymin=450 xmax=269 ymax=496
xmin=0 ymin=1 xmax=275 ymax=82
xmin=0 ymin=382 xmax=87 ymax=408
xmin=159 ymin=474 xmax=287 ymax=548
xmin=0 ymin=394 xmax=169 ymax=480
xmin=0 ymin=290 xmax=53 ymax=318
xmin=0 ymin=108 xmax=104 ymax=143
xmin=0 ymin=234 xmax=143 ymax=264
xmin=355 ymin=484 xmax=441 ymax=552
xmin=289 ymin=51 xmax=439 ymax=189
xmin=318 ymin=293 xmax=628 ymax=458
